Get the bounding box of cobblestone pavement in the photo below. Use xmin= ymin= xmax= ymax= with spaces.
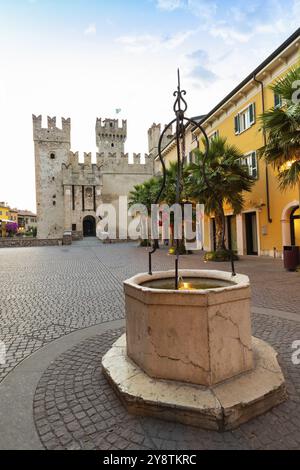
xmin=34 ymin=313 xmax=300 ymax=450
xmin=0 ymin=238 xmax=299 ymax=384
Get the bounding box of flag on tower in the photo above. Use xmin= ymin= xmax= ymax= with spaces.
xmin=115 ymin=108 xmax=122 ymax=114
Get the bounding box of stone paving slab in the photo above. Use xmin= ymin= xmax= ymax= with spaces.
xmin=0 ymin=240 xmax=300 ymax=449
xmin=31 ymin=311 xmax=300 ymax=450
xmin=0 ymin=241 xmax=299 ymax=385
xmin=0 ymin=320 xmax=124 ymax=450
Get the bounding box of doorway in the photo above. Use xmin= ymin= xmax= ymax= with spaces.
xmin=245 ymin=212 xmax=258 ymax=255
xmin=83 ymin=216 xmax=96 ymax=237
xmin=291 ymin=206 xmax=300 ymax=245
xmin=226 ymin=215 xmax=237 ymax=251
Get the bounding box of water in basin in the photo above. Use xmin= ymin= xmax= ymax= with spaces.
xmin=141 ymin=277 xmax=235 ymax=291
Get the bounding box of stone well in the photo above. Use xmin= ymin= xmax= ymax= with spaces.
xmin=102 ymin=270 xmax=287 ymax=431
xmin=124 ymin=270 xmax=253 ymax=386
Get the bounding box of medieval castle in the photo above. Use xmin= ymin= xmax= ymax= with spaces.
xmin=33 ymin=116 xmax=171 ymax=242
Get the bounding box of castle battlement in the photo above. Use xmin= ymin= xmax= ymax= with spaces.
xmin=33 ymin=115 xmax=71 ymax=143
xmin=33 ymin=114 xmax=156 ymax=241
xmin=95 ymin=152 xmax=153 ymax=175
xmin=96 ymin=118 xmax=127 ymax=154
xmin=66 ymin=151 xmax=103 ymax=169
xmin=96 ymin=118 xmax=127 ymax=133
xmin=148 ymin=122 xmax=173 ymax=155
xmin=62 ymin=151 xmax=102 ymax=187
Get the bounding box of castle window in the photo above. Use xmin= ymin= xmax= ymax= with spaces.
xmin=111 ymin=143 xmax=114 ymax=147
xmin=50 ymin=153 xmax=55 ymax=160
xmin=85 ymin=187 xmax=93 ymax=198
xmin=52 ymin=177 xmax=55 ymax=181
xmin=53 ymin=201 xmax=56 ymax=206
xmin=110 ymin=122 xmax=113 ymax=128
xmin=72 ymin=224 xmax=77 ymax=231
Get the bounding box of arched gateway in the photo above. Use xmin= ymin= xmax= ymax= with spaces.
xmin=83 ymin=216 xmax=96 ymax=237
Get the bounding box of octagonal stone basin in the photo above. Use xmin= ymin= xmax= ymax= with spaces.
xmin=124 ymin=269 xmax=253 ymax=386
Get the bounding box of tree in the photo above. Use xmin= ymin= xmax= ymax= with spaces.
xmin=129 ymin=177 xmax=161 ymax=244
xmin=129 ymin=177 xmax=161 ymax=212
xmin=258 ymin=65 xmax=300 ymax=201
xmin=128 ymin=164 xmax=190 ymax=250
xmin=189 ymin=136 xmax=254 ymax=251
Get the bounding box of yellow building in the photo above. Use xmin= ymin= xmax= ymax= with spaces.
xmin=156 ymin=28 xmax=300 ymax=257
xmin=0 ymin=202 xmax=12 ymax=237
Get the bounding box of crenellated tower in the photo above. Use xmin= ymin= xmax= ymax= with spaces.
xmin=96 ymin=118 xmax=127 ymax=155
xmin=33 ymin=114 xmax=156 ymax=242
xmin=33 ymin=115 xmax=71 ymax=239
xmin=148 ymin=122 xmax=173 ymax=155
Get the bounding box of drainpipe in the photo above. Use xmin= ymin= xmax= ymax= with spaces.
xmin=253 ymin=73 xmax=272 ymax=223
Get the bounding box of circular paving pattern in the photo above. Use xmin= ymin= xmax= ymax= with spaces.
xmin=34 ymin=313 xmax=300 ymax=450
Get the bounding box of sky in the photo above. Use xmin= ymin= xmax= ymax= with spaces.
xmin=0 ymin=0 xmax=299 ymax=211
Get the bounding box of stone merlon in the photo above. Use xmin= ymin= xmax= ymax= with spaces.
xmin=32 ymin=115 xmax=71 ymax=143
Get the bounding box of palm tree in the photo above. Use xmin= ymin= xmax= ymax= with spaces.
xmin=129 ymin=177 xmax=161 ymax=212
xmin=129 ymin=163 xmax=191 ymax=250
xmin=161 ymin=161 xmax=191 ymax=205
xmin=129 ymin=177 xmax=161 ymax=245
xmin=189 ymin=136 xmax=255 ymax=252
xmin=258 ymin=65 xmax=300 ymax=201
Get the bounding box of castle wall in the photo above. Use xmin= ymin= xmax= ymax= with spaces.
xmin=33 ymin=115 xmax=155 ymax=242
xmin=33 ymin=115 xmax=71 ymax=239
xmin=62 ymin=152 xmax=102 ymax=236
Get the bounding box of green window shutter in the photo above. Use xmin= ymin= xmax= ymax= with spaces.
xmin=252 ymin=152 xmax=257 ymax=178
xmin=234 ymin=115 xmax=240 ymax=134
xmin=274 ymin=93 xmax=282 ymax=108
xmin=249 ymin=103 xmax=256 ymax=125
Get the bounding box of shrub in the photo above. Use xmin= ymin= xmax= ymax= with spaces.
xmin=204 ymin=249 xmax=239 ymax=262
xmin=168 ymin=243 xmax=187 ymax=255
xmin=6 ymin=222 xmax=18 ymax=237
xmin=139 ymin=239 xmax=151 ymax=247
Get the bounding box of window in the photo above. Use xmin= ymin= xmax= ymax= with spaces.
xmin=189 ymin=151 xmax=195 ymax=164
xmin=72 ymin=224 xmax=77 ymax=231
xmin=85 ymin=187 xmax=93 ymax=198
xmin=111 ymin=143 xmax=114 ymax=147
xmin=240 ymin=151 xmax=258 ymax=179
xmin=209 ymin=130 xmax=219 ymax=142
xmin=274 ymin=93 xmax=282 ymax=108
xmin=50 ymin=153 xmax=55 ymax=160
xmin=234 ymin=103 xmax=256 ymax=134
xmin=183 ymin=152 xmax=195 ymax=166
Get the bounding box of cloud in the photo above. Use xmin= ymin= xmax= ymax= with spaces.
xmin=187 ymin=49 xmax=207 ymax=61
xmin=189 ymin=65 xmax=217 ymax=83
xmin=155 ymin=0 xmax=216 ymax=20
xmin=84 ymin=23 xmax=97 ymax=36
xmin=116 ymin=30 xmax=194 ymax=53
xmin=208 ymin=25 xmax=251 ymax=44
xmin=186 ymin=49 xmax=218 ymax=84
xmin=156 ymin=0 xmax=185 ymax=11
